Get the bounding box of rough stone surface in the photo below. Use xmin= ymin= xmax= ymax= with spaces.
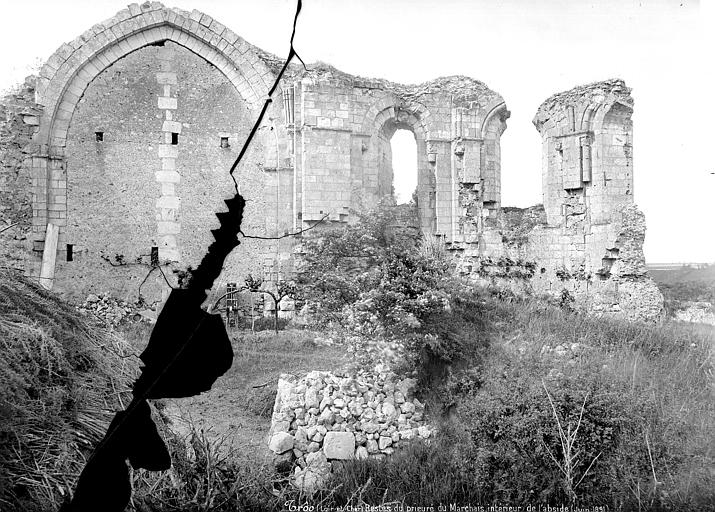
xmin=0 ymin=78 xmax=37 ymax=268
xmin=268 ymin=432 xmax=294 ymax=454
xmin=270 ymin=370 xmax=434 ymax=491
xmin=293 ymin=450 xmax=331 ymax=494
xmin=14 ymin=2 xmax=512 ymax=308
xmin=322 ymin=432 xmax=355 ymax=460
xmin=675 ymin=302 xmax=715 ymax=326
xmin=5 ymin=5 xmax=661 ymax=324
xmin=454 ymin=80 xmax=663 ymax=322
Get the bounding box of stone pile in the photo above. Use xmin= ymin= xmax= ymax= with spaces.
xmin=675 ymin=302 xmax=715 ymax=326
xmin=268 ymin=370 xmax=434 ymax=492
xmin=76 ymin=294 xmax=152 ymax=326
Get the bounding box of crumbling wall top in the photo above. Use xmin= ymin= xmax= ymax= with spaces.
xmin=532 ymin=78 xmax=632 ymax=133
xmin=277 ymin=58 xmax=503 ymax=108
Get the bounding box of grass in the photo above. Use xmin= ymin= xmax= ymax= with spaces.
xmin=313 ymin=293 xmax=714 ymax=510
xmin=122 ymin=325 xmax=349 ymax=511
xmin=0 ymin=270 xmax=137 ymax=511
xmin=126 ymin=291 xmax=713 ymax=511
xmin=2 ymin=267 xmax=712 ymax=511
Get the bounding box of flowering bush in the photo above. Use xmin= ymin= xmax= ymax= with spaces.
xmin=297 ymin=201 xmax=487 ymax=375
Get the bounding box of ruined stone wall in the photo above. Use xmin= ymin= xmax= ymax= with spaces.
xmin=52 ymin=41 xmax=276 ymax=303
xmin=6 ymin=3 xmax=661 ymax=321
xmin=286 ymin=71 xmax=508 ymax=243
xmin=454 ymin=80 xmax=663 ymax=322
xmin=15 ymin=2 xmax=508 ymax=305
xmin=0 ymin=79 xmax=40 ymax=269
xmin=268 ymin=370 xmax=434 ymax=492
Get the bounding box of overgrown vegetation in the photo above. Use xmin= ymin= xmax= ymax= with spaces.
xmin=649 ymin=264 xmax=715 ymax=316
xmin=298 ymin=201 xmax=488 ymax=379
xmin=293 ymin=206 xmax=714 ymax=510
xmin=316 ymin=297 xmax=714 ymax=510
xmin=2 ymin=215 xmax=713 ymax=510
xmin=0 ymin=270 xmax=137 ymax=511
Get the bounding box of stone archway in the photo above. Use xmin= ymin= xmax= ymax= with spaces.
xmin=30 ymin=2 xmax=276 ymax=288
xmin=373 ymin=105 xmax=437 ymax=235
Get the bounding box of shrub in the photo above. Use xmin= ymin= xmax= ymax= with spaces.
xmin=298 ymin=202 xmax=491 ymax=378
xmin=458 ymin=367 xmax=633 ymax=506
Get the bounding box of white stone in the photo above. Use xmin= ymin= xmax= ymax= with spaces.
xmin=382 ymin=401 xmax=397 ymax=419
xmin=361 ymin=422 xmax=378 ymax=434
xmin=305 ymin=388 xmax=319 ymax=410
xmin=355 ymin=446 xmax=368 ymax=460
xmin=318 ymin=408 xmax=334 ymax=425
xmin=322 ymin=432 xmax=355 ymax=460
xmin=378 ymin=436 xmax=392 ymax=450
xmin=400 ymin=401 xmax=415 ymax=414
xmin=269 ymin=432 xmax=294 ymax=454
xmin=162 ymin=120 xmax=182 ymax=133
xmin=158 ymin=96 xmax=177 ymax=109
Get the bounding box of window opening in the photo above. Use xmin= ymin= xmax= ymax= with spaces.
xmin=391 ymin=129 xmax=418 ymax=204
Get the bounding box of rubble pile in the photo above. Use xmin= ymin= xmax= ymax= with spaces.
xmin=76 ymin=294 xmax=155 ymax=326
xmin=675 ymin=302 xmax=715 ymax=326
xmin=268 ymin=370 xmax=434 ymax=493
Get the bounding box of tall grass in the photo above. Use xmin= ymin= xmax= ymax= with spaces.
xmin=0 ymin=270 xmax=138 ymax=511
xmin=323 ymin=292 xmax=714 ymax=510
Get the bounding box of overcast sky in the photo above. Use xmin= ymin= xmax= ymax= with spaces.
xmin=1 ymin=0 xmax=712 ymax=262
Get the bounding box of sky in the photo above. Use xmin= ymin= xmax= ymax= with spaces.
xmin=0 ymin=0 xmax=712 ymax=263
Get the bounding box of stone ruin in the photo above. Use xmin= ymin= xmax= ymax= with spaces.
xmin=0 ymin=2 xmax=663 ymax=320
xmin=268 ymin=370 xmax=434 ymax=492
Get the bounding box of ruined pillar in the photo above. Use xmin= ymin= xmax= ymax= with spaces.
xmin=532 ymin=79 xmax=634 ymax=230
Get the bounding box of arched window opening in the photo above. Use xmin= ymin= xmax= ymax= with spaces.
xmin=391 ymin=129 xmax=417 ymax=204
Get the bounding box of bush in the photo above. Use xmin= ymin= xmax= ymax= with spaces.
xmin=298 ymin=201 xmax=490 ymax=378
xmin=458 ymin=366 xmax=634 ymax=506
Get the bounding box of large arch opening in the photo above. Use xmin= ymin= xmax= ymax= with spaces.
xmin=31 ymin=5 xmax=276 ymax=291
xmin=375 ymin=111 xmax=436 ymax=236
xmin=53 ymin=40 xmax=265 ymax=301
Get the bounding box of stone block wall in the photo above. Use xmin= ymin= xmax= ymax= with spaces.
xmin=532 ymin=79 xmax=633 ymax=228
xmin=51 ymin=40 xmax=274 ymax=303
xmin=453 ymin=80 xmax=663 ymax=322
xmin=15 ymin=2 xmax=509 ymax=305
xmin=268 ymin=370 xmax=433 ymax=491
xmin=3 ymin=4 xmax=661 ymax=321
xmin=0 ymin=79 xmax=40 ymax=269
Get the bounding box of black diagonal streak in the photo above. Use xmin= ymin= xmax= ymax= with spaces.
xmin=229 ymin=0 xmax=305 ymax=192
xmin=61 ymin=2 xmax=306 ymax=511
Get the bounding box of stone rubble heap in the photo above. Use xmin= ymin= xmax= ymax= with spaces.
xmin=76 ymin=294 xmax=154 ymax=327
xmin=675 ymin=302 xmax=715 ymax=326
xmin=268 ymin=370 xmax=434 ymax=492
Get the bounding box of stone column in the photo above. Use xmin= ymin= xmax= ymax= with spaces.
xmin=155 ymin=46 xmax=181 ymax=264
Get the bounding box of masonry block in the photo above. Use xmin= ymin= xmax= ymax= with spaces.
xmin=158 ymin=97 xmax=177 ymax=109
